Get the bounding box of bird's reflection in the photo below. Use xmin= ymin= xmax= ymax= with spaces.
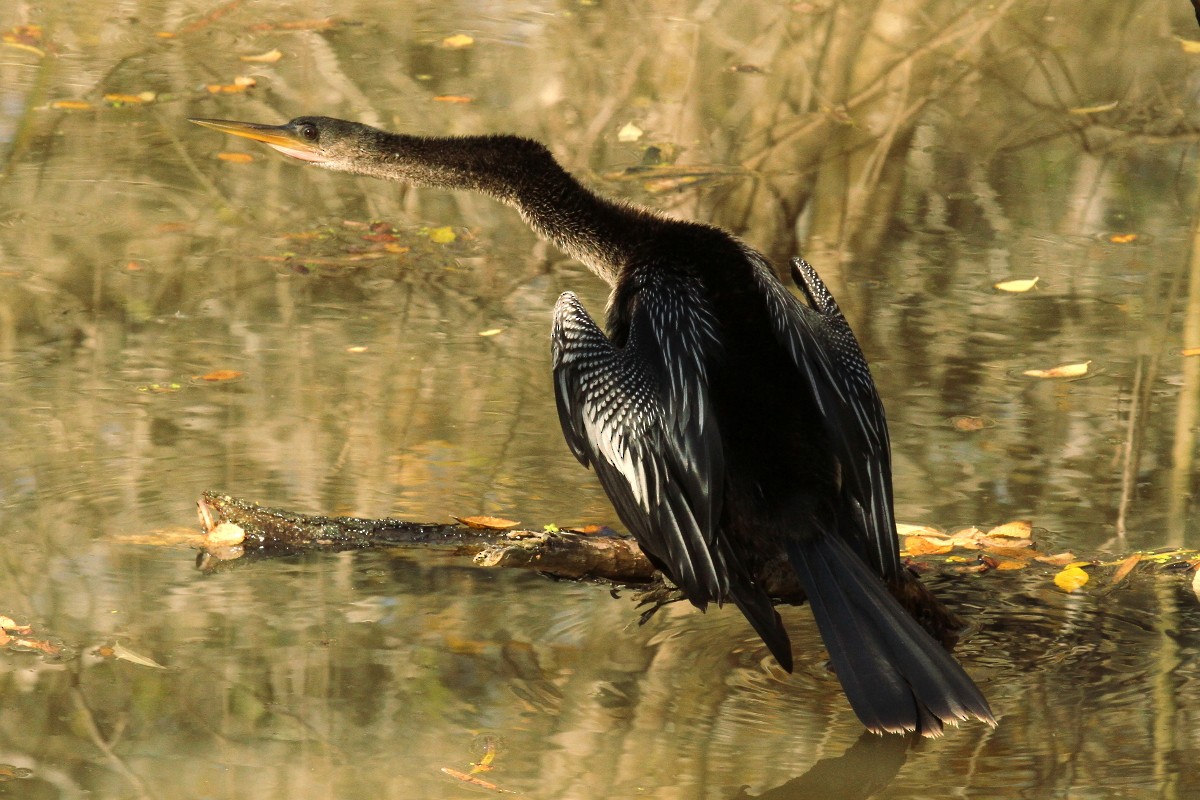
xmin=730 ymin=731 xmax=911 ymax=800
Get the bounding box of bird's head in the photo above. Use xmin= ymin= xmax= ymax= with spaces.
xmin=189 ymin=116 xmax=378 ymax=172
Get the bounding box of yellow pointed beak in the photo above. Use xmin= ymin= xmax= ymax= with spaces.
xmin=189 ymin=118 xmax=324 ymax=162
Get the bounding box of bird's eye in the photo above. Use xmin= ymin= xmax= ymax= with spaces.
xmin=298 ymin=123 xmax=318 ymax=142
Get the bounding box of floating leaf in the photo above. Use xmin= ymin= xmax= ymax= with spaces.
xmin=440 ymin=767 xmax=516 ymax=793
xmin=453 ymin=515 xmax=520 ymax=530
xmin=216 ymin=152 xmax=255 ymax=163
xmin=896 ymin=523 xmax=943 ymax=537
xmin=433 ymin=95 xmax=473 ymax=104
xmin=904 ymin=536 xmax=954 ymax=556
xmin=240 ymin=48 xmax=283 ymax=63
xmin=428 ymin=226 xmax=457 ymax=244
xmin=1107 ymin=232 xmax=1139 ymax=244
xmin=1110 ymin=553 xmax=1141 ymax=585
xmin=995 ymin=560 xmax=1027 ymax=571
xmin=104 ymin=92 xmax=156 ymax=105
xmin=987 ymin=520 xmax=1032 ymax=539
xmin=198 ymin=369 xmax=244 ymax=382
xmin=205 ymin=76 xmax=257 ymax=94
xmin=1068 ymin=101 xmax=1118 ymax=114
xmin=1182 ymin=347 xmax=1200 ymax=357
xmin=1053 ymin=565 xmax=1090 ymax=592
xmin=617 ymin=122 xmax=643 ymax=142
xmin=1178 ymin=36 xmax=1200 ymax=53
xmin=346 ymin=345 xmax=368 ymax=353
xmin=1035 ymin=552 xmax=1076 ymax=566
xmin=994 ymin=276 xmax=1039 ymax=293
xmin=112 ymin=642 xmax=166 ymax=669
xmin=477 ymin=328 xmax=503 ymax=337
xmin=51 ymin=100 xmax=94 ymax=110
xmin=441 ymin=33 xmax=475 ymax=48
xmin=950 ymin=415 xmax=993 ymax=431
xmin=1193 ymin=567 xmax=1200 ymax=603
xmin=1 ymin=24 xmax=45 ymax=56
xmin=1023 ymin=361 xmax=1091 ymax=379
xmin=0 ymin=616 xmax=31 ymax=634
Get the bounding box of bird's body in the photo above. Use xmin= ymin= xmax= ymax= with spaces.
xmin=191 ymin=115 xmax=994 ymax=736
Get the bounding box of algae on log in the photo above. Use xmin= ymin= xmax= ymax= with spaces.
xmin=195 ymin=491 xmax=657 ymax=584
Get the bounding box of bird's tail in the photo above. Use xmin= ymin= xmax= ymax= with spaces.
xmin=727 ymin=580 xmax=794 ymax=673
xmin=786 ymin=534 xmax=995 ymax=737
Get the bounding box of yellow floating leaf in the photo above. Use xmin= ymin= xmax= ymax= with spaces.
xmin=240 ymin=48 xmax=283 ymax=63
xmin=453 ymin=515 xmax=520 ymax=530
xmin=986 ymin=520 xmax=1032 ymax=539
xmin=433 ymin=94 xmax=473 ymax=103
xmin=155 ymin=31 xmax=177 ymax=39
xmin=1181 ymin=347 xmax=1200 ymax=357
xmin=950 ymin=415 xmax=992 ymax=431
xmin=1178 ymin=36 xmax=1200 ymax=53
xmin=1107 ymin=232 xmax=1139 ymax=244
xmin=51 ymin=100 xmax=94 ymax=110
xmin=441 ymin=33 xmax=475 ymax=48
xmin=1053 ymin=566 xmax=1089 ymax=592
xmin=1023 ymin=361 xmax=1091 ymax=379
xmin=0 ymin=616 xmax=31 ymax=634
xmin=112 ymin=642 xmax=167 ymax=669
xmin=994 ymin=276 xmax=1039 ymax=293
xmin=346 ymin=345 xmax=368 ymax=353
xmin=477 ymin=328 xmax=503 ymax=337
xmin=896 ymin=523 xmax=943 ymax=537
xmin=617 ymin=122 xmax=643 ymax=142
xmin=1110 ymin=553 xmax=1141 ymax=585
xmin=1068 ymin=101 xmax=1118 ymax=115
xmin=428 ymin=226 xmax=457 ymax=244
xmin=216 ymin=152 xmax=255 ymax=163
xmin=904 ymin=535 xmax=954 ymax=556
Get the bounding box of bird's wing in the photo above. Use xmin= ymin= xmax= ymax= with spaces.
xmin=551 ymin=286 xmax=728 ymax=605
xmin=748 ymin=250 xmax=901 ymax=579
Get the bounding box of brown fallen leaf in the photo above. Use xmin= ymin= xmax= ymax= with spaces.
xmin=452 ymin=515 xmax=521 ymax=531
xmin=440 ymin=767 xmax=516 ymax=793
xmin=1023 ymin=361 xmax=1091 ymax=379
xmin=987 ymin=520 xmax=1033 ymax=539
xmin=198 ymin=369 xmax=244 ymax=382
xmin=113 ymin=642 xmax=167 ymax=669
xmin=1034 ymin=552 xmax=1076 ymax=566
xmin=1110 ymin=553 xmax=1141 ymax=585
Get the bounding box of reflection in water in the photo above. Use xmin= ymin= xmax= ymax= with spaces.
xmin=0 ymin=0 xmax=1198 ymax=797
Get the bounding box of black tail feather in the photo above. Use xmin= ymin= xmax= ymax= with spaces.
xmin=728 ymin=581 xmax=794 ymax=673
xmin=786 ymin=535 xmax=995 ymax=737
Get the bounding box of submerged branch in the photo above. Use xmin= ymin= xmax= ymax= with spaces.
xmin=195 ymin=492 xmax=657 ymax=584
xmin=194 ymin=493 xmax=1200 ymax=602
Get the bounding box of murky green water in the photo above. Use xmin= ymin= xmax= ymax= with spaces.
xmin=1 ymin=1 xmax=1199 ymax=797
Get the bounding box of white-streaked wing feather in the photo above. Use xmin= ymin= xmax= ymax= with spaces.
xmin=551 ymin=288 xmax=727 ymax=603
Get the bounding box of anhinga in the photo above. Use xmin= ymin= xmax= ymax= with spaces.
xmin=191 ymin=115 xmax=994 ymax=736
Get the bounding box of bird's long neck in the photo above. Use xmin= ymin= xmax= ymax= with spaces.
xmin=347 ymin=132 xmax=656 ymax=287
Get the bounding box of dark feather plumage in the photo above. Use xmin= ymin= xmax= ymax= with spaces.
xmin=191 ymin=114 xmax=995 ymax=736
